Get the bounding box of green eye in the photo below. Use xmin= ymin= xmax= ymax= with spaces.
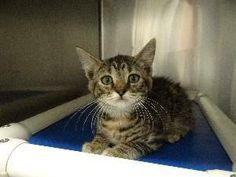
xmin=128 ymin=74 xmax=140 ymax=83
xmin=101 ymin=75 xmax=113 ymax=85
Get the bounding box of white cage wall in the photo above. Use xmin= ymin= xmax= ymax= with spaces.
xmin=101 ymin=0 xmax=236 ymax=124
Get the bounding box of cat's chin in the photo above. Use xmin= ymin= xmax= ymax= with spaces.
xmin=105 ymin=102 xmax=133 ymax=118
xmin=107 ymin=98 xmax=133 ymax=109
xmin=109 ymin=101 xmax=129 ymax=109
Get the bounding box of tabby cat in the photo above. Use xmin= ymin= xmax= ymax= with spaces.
xmin=76 ymin=39 xmax=194 ymax=159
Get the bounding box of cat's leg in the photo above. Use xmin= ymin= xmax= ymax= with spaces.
xmin=166 ymin=130 xmax=184 ymax=143
xmin=102 ymin=142 xmax=162 ymax=159
xmin=166 ymin=123 xmax=191 ymax=143
xmin=167 ymin=111 xmax=194 ymax=143
xmin=82 ymin=134 xmax=110 ymax=154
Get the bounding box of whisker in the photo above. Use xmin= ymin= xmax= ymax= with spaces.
xmin=133 ymin=104 xmax=145 ymax=126
xmin=132 ymin=97 xmax=146 ymax=124
xmin=143 ymin=100 xmax=166 ymax=132
xmin=90 ymin=103 xmax=105 ymax=135
xmin=75 ymin=101 xmax=97 ymax=131
xmin=136 ymin=101 xmax=154 ymax=131
xmin=99 ymin=103 xmax=111 ymax=126
xmin=81 ymin=104 xmax=100 ymax=133
xmin=146 ymin=98 xmax=169 ymax=117
xmin=63 ymin=111 xmax=79 ymax=132
xmin=63 ymin=100 xmax=96 ymax=132
xmin=145 ymin=98 xmax=171 ymax=131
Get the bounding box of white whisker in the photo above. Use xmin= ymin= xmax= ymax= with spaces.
xmin=81 ymin=104 xmax=100 ymax=133
xmin=63 ymin=101 xmax=96 ymax=132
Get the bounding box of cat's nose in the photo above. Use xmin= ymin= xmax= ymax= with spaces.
xmin=117 ymin=90 xmax=126 ymax=97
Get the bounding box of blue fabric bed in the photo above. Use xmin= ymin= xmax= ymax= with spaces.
xmin=29 ymin=102 xmax=232 ymax=171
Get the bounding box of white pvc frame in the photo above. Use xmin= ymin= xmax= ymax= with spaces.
xmin=0 ymin=92 xmax=235 ymax=177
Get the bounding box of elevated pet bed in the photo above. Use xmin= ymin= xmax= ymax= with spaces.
xmin=0 ymin=92 xmax=235 ymax=177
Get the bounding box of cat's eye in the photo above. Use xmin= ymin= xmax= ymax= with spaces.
xmin=101 ymin=75 xmax=113 ymax=85
xmin=128 ymin=74 xmax=140 ymax=83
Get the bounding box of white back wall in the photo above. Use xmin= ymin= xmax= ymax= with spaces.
xmin=102 ymin=0 xmax=236 ymax=123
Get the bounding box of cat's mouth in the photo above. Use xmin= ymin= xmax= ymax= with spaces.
xmin=111 ymin=97 xmax=129 ymax=104
xmin=105 ymin=95 xmax=132 ymax=108
xmin=117 ymin=96 xmax=127 ymax=101
xmin=115 ymin=99 xmax=129 ymax=105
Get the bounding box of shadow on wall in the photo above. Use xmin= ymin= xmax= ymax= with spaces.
xmin=0 ymin=0 xmax=100 ymax=91
xmin=0 ymin=0 xmax=99 ymax=125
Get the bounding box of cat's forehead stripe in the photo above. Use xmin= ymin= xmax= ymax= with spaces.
xmin=108 ymin=55 xmax=133 ymax=72
xmin=112 ymin=61 xmax=126 ymax=71
xmin=112 ymin=61 xmax=118 ymax=70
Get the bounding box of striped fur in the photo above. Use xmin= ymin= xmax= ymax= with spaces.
xmin=77 ymin=39 xmax=194 ymax=159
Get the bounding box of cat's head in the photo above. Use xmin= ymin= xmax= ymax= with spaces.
xmin=76 ymin=39 xmax=156 ymax=114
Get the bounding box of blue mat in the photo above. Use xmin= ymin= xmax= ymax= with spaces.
xmin=29 ymin=102 xmax=232 ymax=171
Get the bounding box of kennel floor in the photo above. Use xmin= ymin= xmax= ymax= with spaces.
xmin=29 ymin=102 xmax=232 ymax=171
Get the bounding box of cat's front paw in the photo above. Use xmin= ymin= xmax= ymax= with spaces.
xmin=82 ymin=142 xmax=105 ymax=154
xmin=82 ymin=142 xmax=94 ymax=153
xmin=102 ymin=148 xmax=131 ymax=159
xmin=102 ymin=148 xmax=121 ymax=157
xmin=167 ymin=134 xmax=181 ymax=143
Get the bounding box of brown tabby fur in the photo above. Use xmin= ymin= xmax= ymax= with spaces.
xmin=76 ymin=39 xmax=194 ymax=159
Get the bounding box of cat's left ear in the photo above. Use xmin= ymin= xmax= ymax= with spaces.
xmin=134 ymin=38 xmax=156 ymax=67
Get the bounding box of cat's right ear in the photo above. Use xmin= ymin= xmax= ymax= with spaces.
xmin=76 ymin=47 xmax=103 ymax=80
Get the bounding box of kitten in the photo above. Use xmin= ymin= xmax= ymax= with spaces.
xmin=76 ymin=38 xmax=194 ymax=159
